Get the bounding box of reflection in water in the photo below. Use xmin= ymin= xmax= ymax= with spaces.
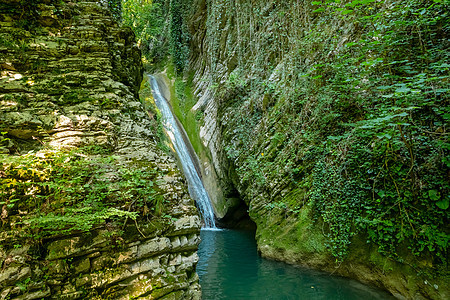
xmin=197 ymin=229 xmax=394 ymax=300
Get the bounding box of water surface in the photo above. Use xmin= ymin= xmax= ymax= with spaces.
xmin=197 ymin=229 xmax=394 ymax=300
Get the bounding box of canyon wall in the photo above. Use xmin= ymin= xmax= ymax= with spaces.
xmin=183 ymin=0 xmax=449 ymax=299
xmin=0 ymin=1 xmax=201 ymax=299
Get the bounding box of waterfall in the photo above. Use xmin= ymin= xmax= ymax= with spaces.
xmin=149 ymin=75 xmax=217 ymax=229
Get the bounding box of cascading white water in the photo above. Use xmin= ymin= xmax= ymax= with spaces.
xmin=149 ymin=75 xmax=217 ymax=229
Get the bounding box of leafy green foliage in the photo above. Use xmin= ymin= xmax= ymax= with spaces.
xmin=0 ymin=149 xmax=164 ymax=240
xmin=209 ymin=0 xmax=448 ymax=268
xmin=169 ymin=0 xmax=191 ymax=74
xmin=303 ymin=0 xmax=450 ymax=263
xmin=122 ymin=0 xmax=167 ymax=66
xmin=121 ymin=0 xmax=191 ymax=71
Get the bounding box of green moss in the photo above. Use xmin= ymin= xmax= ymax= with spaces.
xmin=255 ymin=204 xmax=326 ymax=257
xmin=368 ymin=246 xmax=396 ymax=274
xmin=294 ymin=205 xmax=326 ymax=254
xmin=166 ymin=72 xmax=204 ymax=156
xmin=281 ymin=188 xmax=306 ymax=210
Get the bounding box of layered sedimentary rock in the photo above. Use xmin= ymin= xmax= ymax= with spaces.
xmin=0 ymin=1 xmax=201 ymax=299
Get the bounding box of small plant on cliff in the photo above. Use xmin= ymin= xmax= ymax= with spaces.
xmin=108 ymin=0 xmax=122 ymax=21
xmin=7 ymin=0 xmax=40 ymax=31
xmin=0 ymin=132 xmax=11 ymax=153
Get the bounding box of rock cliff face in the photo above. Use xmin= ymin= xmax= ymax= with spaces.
xmin=0 ymin=1 xmax=201 ymax=299
xmin=182 ymin=0 xmax=448 ymax=299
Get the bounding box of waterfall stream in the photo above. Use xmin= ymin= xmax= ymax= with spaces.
xmin=149 ymin=74 xmax=395 ymax=299
xmin=149 ymin=75 xmax=217 ymax=229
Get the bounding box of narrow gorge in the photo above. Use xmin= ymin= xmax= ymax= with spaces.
xmin=0 ymin=0 xmax=448 ymax=299
xmin=144 ymin=0 xmax=449 ymax=299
